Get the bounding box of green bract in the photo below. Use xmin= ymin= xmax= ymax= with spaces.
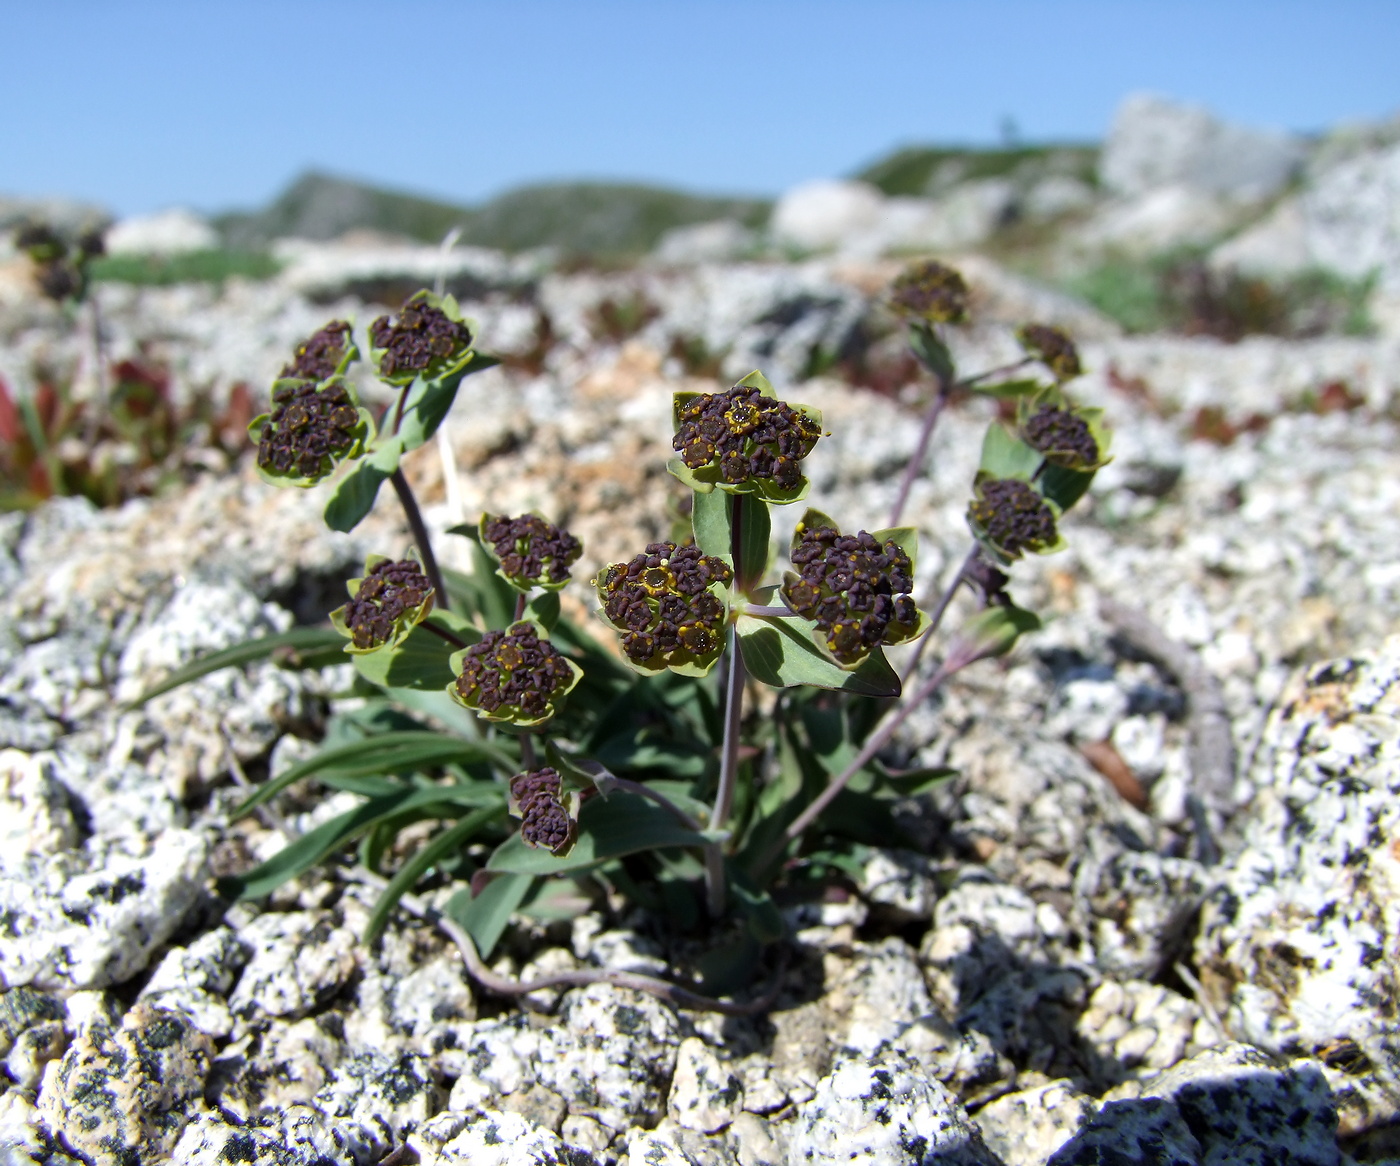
xmin=668 ymin=370 xmax=823 ymax=505
xmin=369 ymin=291 xmax=479 ymax=388
xmin=595 ymin=542 xmax=734 ymax=677
xmin=448 ymin=620 xmax=583 ymax=728
xmin=250 ymin=376 xmax=375 ymax=488
xmin=329 ymin=553 xmax=435 ymax=655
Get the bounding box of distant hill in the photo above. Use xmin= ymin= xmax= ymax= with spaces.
xmin=854 ymin=143 xmax=1099 ymax=197
xmin=216 ymin=171 xmax=770 ymax=258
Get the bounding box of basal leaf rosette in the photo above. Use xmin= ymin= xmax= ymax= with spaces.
xmin=250 ymin=376 xmax=374 ymax=487
xmin=967 ymin=476 xmax=1066 ymax=566
xmin=448 ymin=620 xmax=582 ymax=728
xmin=779 ymin=509 xmax=926 ymax=667
xmin=329 ymin=553 xmax=435 ymax=654
xmin=508 ymin=767 xmax=580 ymax=857
xmin=596 ymin=542 xmax=734 ymax=677
xmin=668 ymin=371 xmax=823 ymax=504
xmin=480 ymin=513 xmax=583 ymax=594
xmin=281 ymin=319 xmax=360 ymax=384
xmin=1016 ymin=388 xmax=1112 ymax=472
xmin=370 ymin=290 xmax=478 ymax=388
xmin=1016 ymin=323 xmax=1082 ymax=382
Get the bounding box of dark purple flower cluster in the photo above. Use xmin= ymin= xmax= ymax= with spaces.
xmin=598 ymin=542 xmax=733 ymax=666
xmin=889 ymin=260 xmax=969 ymax=324
xmin=483 ymin=514 xmax=582 ymax=587
xmin=455 ymin=622 xmax=575 ymax=721
xmin=256 ymin=380 xmax=361 ymax=478
xmin=969 ymin=479 xmax=1058 ymax=558
xmin=281 ymin=321 xmax=353 ymax=383
xmin=673 ymin=387 xmax=821 ymax=491
xmin=370 ymin=294 xmax=473 ymax=381
xmin=510 ymin=767 xmax=574 ymax=854
xmin=342 ymin=559 xmax=432 ymax=650
xmin=1016 ymin=324 xmax=1082 ymax=381
xmin=782 ymin=527 xmax=918 ymax=664
xmin=1022 ymin=404 xmax=1099 ymax=468
xmin=15 ymin=222 xmax=104 ymax=303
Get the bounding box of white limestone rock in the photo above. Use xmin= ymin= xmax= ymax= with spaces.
xmin=106 ymin=208 xmax=220 ymax=256
xmin=139 ymin=925 xmax=251 ymax=1038
xmin=0 ymin=826 xmax=208 ymax=989
xmin=37 ymin=1002 xmax=214 ymax=1163
xmin=669 ymin=1036 xmax=744 ymax=1133
xmin=227 ymin=909 xmax=359 ymax=1022
xmin=976 ymin=1080 xmax=1095 ymax=1166
xmin=313 ymin=1050 xmax=441 ymax=1147
xmin=1075 ymin=980 xmax=1216 ymax=1083
xmin=1101 ymin=93 xmax=1304 ymax=201
xmin=416 ymin=1108 xmax=599 ymax=1166
xmin=533 ymin=983 xmax=681 ymax=1131
xmin=1194 ymin=638 xmax=1400 ymax=1137
xmin=770 ymin=181 xmax=886 ymax=253
xmin=0 ymin=750 xmax=79 ymax=858
xmin=787 ymin=1047 xmax=999 ymax=1166
xmin=170 ymin=1104 xmax=379 ymax=1166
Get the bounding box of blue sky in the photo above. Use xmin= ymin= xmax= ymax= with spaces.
xmin=4 ymin=0 xmax=1398 ymax=217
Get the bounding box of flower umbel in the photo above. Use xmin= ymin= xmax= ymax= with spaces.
xmin=370 ymin=292 xmax=474 ymax=385
xmin=782 ymin=522 xmax=920 ymax=665
xmin=1016 ymin=324 xmax=1081 ymax=381
xmin=672 ymin=385 xmax=822 ymax=497
xmin=597 ymin=542 xmax=733 ymax=675
xmin=332 ymin=556 xmax=434 ymax=652
xmin=253 ymin=378 xmax=369 ymax=484
xmin=451 ymin=621 xmax=581 ymax=726
xmin=968 ymin=478 xmax=1059 ymax=560
xmin=1022 ymin=403 xmax=1100 ymax=469
xmin=509 ymin=767 xmax=576 ymax=856
xmin=482 ymin=514 xmax=583 ymax=591
xmin=889 ymin=260 xmax=969 ymax=324
xmin=281 ymin=320 xmax=357 ymax=383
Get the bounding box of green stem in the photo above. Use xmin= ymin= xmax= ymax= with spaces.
xmin=752 ymin=642 xmax=981 ymax=878
xmin=704 ymin=492 xmax=748 ymax=918
xmin=389 ymin=467 xmax=451 ymax=613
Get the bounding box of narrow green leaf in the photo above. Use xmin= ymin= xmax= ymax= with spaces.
xmin=446 ymin=871 xmax=534 ymax=961
xmin=736 ymin=614 xmax=900 ymax=698
xmin=486 ymin=792 xmax=708 ymax=875
xmin=365 ymin=804 xmax=505 ymax=941
xmin=228 ymin=785 xmax=480 ymax=899
xmin=234 ymin=731 xmax=512 ymax=818
xmin=977 ymin=423 xmax=1043 ymax=481
xmin=127 ymin=627 xmax=346 ymax=707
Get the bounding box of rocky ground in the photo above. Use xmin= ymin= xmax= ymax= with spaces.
xmin=0 ymin=256 xmax=1398 ymax=1165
